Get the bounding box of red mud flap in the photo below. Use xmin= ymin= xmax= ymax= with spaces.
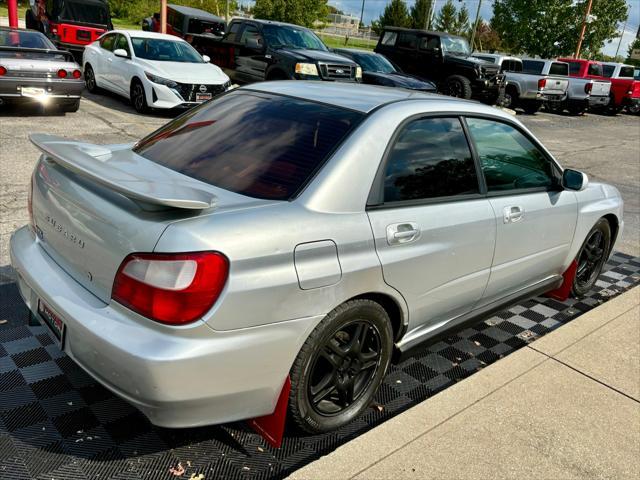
xmin=247 ymin=376 xmax=291 ymax=448
xmin=546 ymin=260 xmax=578 ymax=301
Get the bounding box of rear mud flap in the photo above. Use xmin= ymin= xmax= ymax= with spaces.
xmin=247 ymin=376 xmax=291 ymax=448
xmin=546 ymin=260 xmax=578 ymax=301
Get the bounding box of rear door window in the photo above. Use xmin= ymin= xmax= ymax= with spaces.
xmin=397 ymin=33 xmax=417 ymax=50
xmin=382 ymin=117 xmax=479 ymax=202
xmin=589 ymin=63 xmax=604 ymax=76
xmin=134 ymin=92 xmax=364 ymax=200
xmin=419 ymin=35 xmax=440 ymax=51
xmin=522 ymin=60 xmax=544 ymax=74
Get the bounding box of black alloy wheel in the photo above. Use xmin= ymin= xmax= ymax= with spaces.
xmin=85 ymin=65 xmax=98 ymax=93
xmin=289 ymin=299 xmax=393 ymax=433
xmin=572 ymin=218 xmax=611 ymax=298
xmin=131 ymin=80 xmax=148 ymax=113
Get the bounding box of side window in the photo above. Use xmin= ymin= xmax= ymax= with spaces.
xmin=568 ymin=62 xmax=580 ymax=75
xmin=239 ymin=24 xmax=263 ymax=47
xmin=114 ymin=35 xmax=130 ymax=55
xmin=383 ymin=117 xmax=479 ymax=202
xmin=381 ymin=31 xmax=397 ymax=46
xmin=100 ymin=33 xmax=115 ymax=51
xmin=589 ymin=63 xmax=604 ymax=76
xmin=466 ymin=118 xmax=555 ymax=192
xmin=225 ymin=22 xmax=242 ymax=43
xmin=419 ymin=35 xmax=439 ymax=51
xmin=397 ymin=33 xmax=417 ymax=50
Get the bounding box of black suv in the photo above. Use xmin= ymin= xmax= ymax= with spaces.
xmin=375 ymin=27 xmax=504 ymax=103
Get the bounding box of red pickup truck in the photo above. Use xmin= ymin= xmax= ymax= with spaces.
xmin=559 ymin=58 xmax=640 ymax=114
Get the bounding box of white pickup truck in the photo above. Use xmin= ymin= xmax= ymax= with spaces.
xmin=472 ymin=54 xmax=568 ymax=114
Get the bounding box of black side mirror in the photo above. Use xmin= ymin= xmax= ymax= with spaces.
xmin=562 ymin=169 xmax=588 ymax=191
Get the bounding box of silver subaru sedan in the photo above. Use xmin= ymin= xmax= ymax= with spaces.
xmin=10 ymin=82 xmax=623 ymax=434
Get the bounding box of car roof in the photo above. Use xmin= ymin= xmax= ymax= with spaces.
xmin=381 ymin=26 xmax=463 ymax=38
xmin=168 ymin=4 xmax=224 ymax=21
xmin=242 ymin=81 xmax=487 ymax=114
xmin=111 ymin=30 xmax=187 ymax=42
xmin=239 ymin=18 xmax=312 ymax=30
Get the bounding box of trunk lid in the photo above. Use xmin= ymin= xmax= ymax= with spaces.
xmin=29 ymin=135 xmax=268 ymax=303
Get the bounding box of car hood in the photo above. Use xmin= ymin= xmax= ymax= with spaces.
xmin=278 ymin=48 xmax=357 ymax=65
xmin=364 ymin=71 xmax=436 ymax=90
xmin=445 ymin=54 xmax=498 ymax=71
xmin=136 ymin=59 xmax=229 ymax=83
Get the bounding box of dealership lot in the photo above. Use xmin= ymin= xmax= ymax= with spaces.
xmin=1 ymin=95 xmax=638 ymax=272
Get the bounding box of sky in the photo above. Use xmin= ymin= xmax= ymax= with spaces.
xmin=327 ymin=0 xmax=640 ymax=57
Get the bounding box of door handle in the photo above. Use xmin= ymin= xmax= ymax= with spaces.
xmin=503 ymin=206 xmax=524 ymax=223
xmin=386 ymin=223 xmax=420 ymax=245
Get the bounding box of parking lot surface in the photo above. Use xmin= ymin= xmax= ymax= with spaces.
xmin=1 ymin=95 xmax=638 ymax=272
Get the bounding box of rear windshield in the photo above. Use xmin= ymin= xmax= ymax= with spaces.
xmin=134 ymin=91 xmax=364 ymax=200
xmin=0 ymin=30 xmax=54 ymax=49
xmin=522 ymin=60 xmax=544 ymax=74
xmin=549 ymin=62 xmax=568 ymax=76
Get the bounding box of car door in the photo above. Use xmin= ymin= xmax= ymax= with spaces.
xmin=235 ymin=23 xmax=268 ymax=83
xmin=464 ymin=117 xmax=578 ymax=306
xmin=367 ymin=116 xmax=496 ymax=337
xmin=394 ymin=32 xmax=419 ymax=75
xmin=416 ymin=34 xmax=442 ymax=81
xmin=110 ymin=34 xmax=133 ymax=95
xmin=93 ymin=33 xmax=116 ymax=89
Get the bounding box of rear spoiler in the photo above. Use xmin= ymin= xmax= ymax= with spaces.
xmin=30 ymin=134 xmax=217 ymax=210
xmin=0 ymin=46 xmax=75 ymax=61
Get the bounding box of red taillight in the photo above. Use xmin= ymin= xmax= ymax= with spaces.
xmin=72 ymin=69 xmax=82 ymax=79
xmin=112 ymin=252 xmax=228 ymax=325
xmin=538 ymin=78 xmax=546 ymax=90
xmin=0 ymin=66 xmax=6 ymax=76
xmin=57 ymin=69 xmax=67 ymax=79
xmin=585 ymin=82 xmax=593 ymax=94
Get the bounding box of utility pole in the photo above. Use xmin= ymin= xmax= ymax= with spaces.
xmin=160 ymin=0 xmax=167 ymax=34
xmin=575 ymin=0 xmax=593 ymax=58
xmin=359 ymin=0 xmax=366 ymax=32
xmin=615 ymin=16 xmax=628 ymax=58
xmin=7 ymin=0 xmax=18 ymax=28
xmin=469 ymin=0 xmax=483 ymax=52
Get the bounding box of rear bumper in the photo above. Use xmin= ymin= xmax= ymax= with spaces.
xmin=10 ymin=225 xmax=320 ymax=428
xmin=588 ymin=95 xmax=610 ymax=107
xmin=0 ymin=77 xmax=83 ymax=99
xmin=541 ymin=92 xmax=567 ymax=103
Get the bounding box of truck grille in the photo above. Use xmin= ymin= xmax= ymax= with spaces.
xmin=318 ymin=63 xmax=355 ymax=80
xmin=173 ymin=82 xmax=228 ymax=102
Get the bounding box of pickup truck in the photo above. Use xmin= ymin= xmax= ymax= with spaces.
xmin=190 ymin=19 xmax=361 ymax=84
xmin=374 ymin=27 xmax=504 ymax=103
xmin=143 ymin=4 xmax=225 ymax=39
xmin=601 ymin=62 xmax=640 ymax=114
xmin=558 ymin=58 xmax=639 ymax=114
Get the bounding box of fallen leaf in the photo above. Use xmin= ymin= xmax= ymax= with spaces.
xmin=257 ymin=447 xmax=264 ymax=453
xmin=473 ymin=341 xmax=481 ymax=347
xmin=169 ymin=463 xmax=185 ymax=476
xmin=0 ymin=320 xmax=7 ymax=325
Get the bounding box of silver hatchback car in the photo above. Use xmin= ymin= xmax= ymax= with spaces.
xmin=11 ymin=82 xmax=623 ymax=434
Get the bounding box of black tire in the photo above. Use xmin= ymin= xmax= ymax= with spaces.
xmin=521 ymin=100 xmax=542 ymax=114
xmin=59 ymin=98 xmax=80 ymax=113
xmin=289 ymin=299 xmax=393 ymax=434
xmin=84 ymin=64 xmax=99 ymax=93
xmin=130 ymin=78 xmax=149 ymax=113
xmin=572 ymin=218 xmax=611 ymax=298
xmin=443 ymin=75 xmax=472 ymax=99
xmin=626 ymin=103 xmax=640 ymax=115
xmin=605 ymin=95 xmax=622 ymax=116
xmin=545 ymin=101 xmax=565 ymax=114
xmin=568 ymin=103 xmax=586 ymax=116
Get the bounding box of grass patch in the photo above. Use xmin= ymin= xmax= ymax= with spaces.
xmin=0 ymin=5 xmax=28 ymax=21
xmin=316 ymin=33 xmax=376 ymax=51
xmin=112 ymin=18 xmax=142 ymax=31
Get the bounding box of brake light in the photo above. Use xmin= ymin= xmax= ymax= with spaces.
xmin=584 ymin=82 xmax=593 ymax=94
xmin=72 ymin=69 xmax=82 ymax=79
xmin=0 ymin=66 xmax=6 ymax=76
xmin=57 ymin=69 xmax=67 ymax=79
xmin=538 ymin=78 xmax=546 ymax=90
xmin=112 ymin=252 xmax=228 ymax=325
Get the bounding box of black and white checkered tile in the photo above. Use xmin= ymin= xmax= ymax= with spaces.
xmin=1 ymin=253 xmax=639 ymax=480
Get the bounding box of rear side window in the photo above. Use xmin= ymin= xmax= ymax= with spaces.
xmin=502 ymin=59 xmax=522 ymax=72
xmin=134 ymin=92 xmax=363 ymax=200
xmin=568 ymin=62 xmax=581 ymax=75
xmin=589 ymin=63 xmax=604 ymax=76
xmin=382 ymin=117 xmax=479 ymax=202
xmin=419 ymin=35 xmax=439 ymax=51
xmin=380 ymin=31 xmax=397 ymax=46
xmin=397 ymin=33 xmax=417 ymax=49
xmin=549 ymin=62 xmax=568 ymax=76
xmin=225 ymin=22 xmax=242 ymax=43
xmin=466 ymin=118 xmax=554 ymax=192
xmin=619 ymin=66 xmax=634 ymax=78
xmin=522 ymin=60 xmax=544 ymax=74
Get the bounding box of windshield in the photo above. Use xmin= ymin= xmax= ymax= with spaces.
xmin=134 ymin=91 xmax=363 ymax=200
xmin=60 ymin=1 xmax=110 ymax=25
xmin=440 ymin=36 xmax=470 ymax=55
xmin=262 ymin=25 xmax=327 ymax=51
xmin=131 ymin=37 xmax=204 ymax=62
xmin=351 ymin=52 xmax=395 ymax=73
xmin=0 ymin=30 xmax=55 ymax=49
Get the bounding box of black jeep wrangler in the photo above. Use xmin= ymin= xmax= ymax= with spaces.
xmin=375 ymin=27 xmax=504 ymax=103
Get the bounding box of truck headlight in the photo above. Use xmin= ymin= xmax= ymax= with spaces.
xmin=356 ymin=66 xmax=362 ymax=79
xmin=295 ymin=63 xmax=319 ymax=76
xmin=145 ymin=72 xmax=178 ymax=88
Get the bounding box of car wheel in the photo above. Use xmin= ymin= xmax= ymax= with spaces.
xmin=521 ymin=100 xmax=542 ymax=114
xmin=289 ymin=299 xmax=393 ymax=434
xmin=502 ymin=87 xmax=518 ymax=109
xmin=572 ymin=218 xmax=611 ymax=298
xmin=84 ymin=64 xmax=99 ymax=93
xmin=545 ymin=101 xmax=565 ymax=114
xmin=443 ymin=75 xmax=472 ymax=99
xmin=567 ymin=103 xmax=586 ymax=116
xmin=626 ymin=104 xmax=640 ymax=115
xmin=131 ymin=79 xmax=149 ymax=114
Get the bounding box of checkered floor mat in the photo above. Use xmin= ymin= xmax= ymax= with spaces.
xmin=1 ymin=253 xmax=639 ymax=480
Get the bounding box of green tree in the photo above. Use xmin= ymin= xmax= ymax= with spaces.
xmin=377 ymin=0 xmax=411 ymax=30
xmin=454 ymin=4 xmax=470 ymax=36
xmin=433 ymin=0 xmax=457 ymax=33
xmin=573 ymin=0 xmax=628 ymax=58
xmin=410 ymin=0 xmax=433 ymax=30
xmin=253 ymin=0 xmax=329 ymax=28
xmin=626 ymin=37 xmax=640 ymax=67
